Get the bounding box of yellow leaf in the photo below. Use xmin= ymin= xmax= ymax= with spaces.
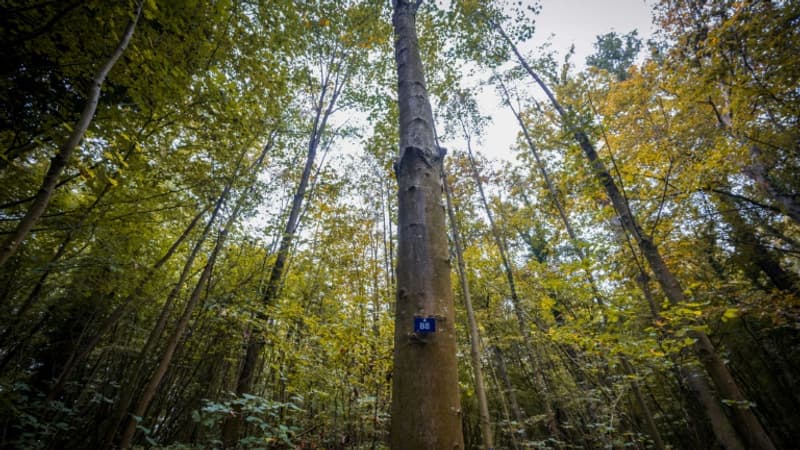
xmin=722 ymin=308 xmax=739 ymax=322
xmin=79 ymin=166 xmax=95 ymax=180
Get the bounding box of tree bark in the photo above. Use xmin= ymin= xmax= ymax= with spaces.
xmin=389 ymin=2 xmax=464 ymax=449
xmin=0 ymin=2 xmax=142 ymax=268
xmin=444 ymin=171 xmax=494 ymax=449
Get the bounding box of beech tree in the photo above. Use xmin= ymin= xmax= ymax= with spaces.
xmin=389 ymin=1 xmax=464 ymax=449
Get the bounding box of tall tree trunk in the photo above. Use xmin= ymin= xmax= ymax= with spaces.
xmin=493 ymin=21 xmax=777 ymax=450
xmin=444 ymin=172 xmax=494 ymax=449
xmin=0 ymin=2 xmax=142 ymax=268
xmin=389 ymin=2 xmax=464 ymax=449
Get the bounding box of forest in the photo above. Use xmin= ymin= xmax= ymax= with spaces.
xmin=0 ymin=0 xmax=798 ymax=448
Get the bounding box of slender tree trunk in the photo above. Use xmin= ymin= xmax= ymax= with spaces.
xmin=99 ymin=201 xmax=221 ymax=449
xmin=223 ymin=75 xmax=344 ymax=446
xmin=369 ymin=240 xmax=384 ymax=449
xmin=491 ymin=346 xmax=526 ymax=441
xmin=389 ymin=2 xmax=464 ymax=449
xmin=444 ymin=172 xmax=494 ymax=449
xmin=494 ymin=21 xmax=777 ymax=450
xmin=118 ymin=188 xmax=249 ymax=449
xmin=716 ymin=194 xmax=800 ymax=294
xmin=47 ymin=202 xmax=209 ymax=399
xmin=463 ymin=142 xmax=562 ymax=441
xmin=388 ymin=184 xmax=395 ymax=292
xmin=486 ymin=349 xmax=519 ymax=450
xmin=620 ymin=358 xmax=666 ymax=450
xmin=497 ymin=79 xmax=604 ymax=309
xmin=0 ymin=2 xmax=142 ymax=268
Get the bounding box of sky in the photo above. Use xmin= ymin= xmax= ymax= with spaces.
xmin=471 ymin=0 xmax=656 ymax=161
xmin=534 ymin=0 xmax=654 ymax=63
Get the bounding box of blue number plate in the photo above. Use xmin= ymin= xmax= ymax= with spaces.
xmin=414 ymin=317 xmax=436 ymax=333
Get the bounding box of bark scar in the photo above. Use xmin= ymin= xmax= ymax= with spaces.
xmin=398 ymin=145 xmax=440 ymax=171
xmin=407 ymin=332 xmax=428 ymax=345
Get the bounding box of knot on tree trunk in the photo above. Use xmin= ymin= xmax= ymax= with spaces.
xmin=396 ymin=146 xmax=444 ymax=177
